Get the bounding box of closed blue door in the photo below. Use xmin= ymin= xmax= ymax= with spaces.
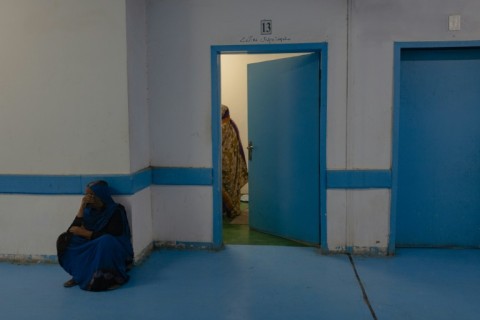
xmin=247 ymin=54 xmax=320 ymax=244
xmin=396 ymin=48 xmax=480 ymax=247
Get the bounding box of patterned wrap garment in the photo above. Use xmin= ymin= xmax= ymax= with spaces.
xmin=221 ymin=105 xmax=248 ymax=219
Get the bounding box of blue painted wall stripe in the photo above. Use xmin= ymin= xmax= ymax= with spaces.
xmin=132 ymin=168 xmax=154 ymax=193
xmin=151 ymin=167 xmax=213 ymax=186
xmin=0 ymin=170 xmax=153 ymax=195
xmin=326 ymin=170 xmax=392 ymax=189
xmin=0 ymin=175 xmax=83 ymax=195
xmin=0 ymin=167 xmax=212 ymax=195
xmin=0 ymin=168 xmax=391 ymax=194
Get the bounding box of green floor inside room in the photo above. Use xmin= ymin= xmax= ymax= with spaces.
xmin=223 ymin=201 xmax=307 ymax=247
xmin=223 ymin=223 xmax=307 ymax=246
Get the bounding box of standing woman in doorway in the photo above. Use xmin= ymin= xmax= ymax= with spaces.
xmin=221 ymin=104 xmax=248 ymax=221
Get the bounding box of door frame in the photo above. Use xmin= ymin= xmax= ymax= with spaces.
xmin=390 ymin=40 xmax=480 ymax=254
xmin=210 ymin=43 xmax=328 ymax=251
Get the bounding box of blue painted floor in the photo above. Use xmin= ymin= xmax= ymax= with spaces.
xmin=0 ymin=246 xmax=478 ymax=320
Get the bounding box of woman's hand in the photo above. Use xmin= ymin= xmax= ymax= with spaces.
xmin=76 ymin=193 xmax=103 ymax=218
xmin=69 ymin=226 xmax=93 ymax=239
xmin=76 ymin=194 xmax=94 ymax=218
xmin=82 ymin=194 xmax=97 ymax=207
xmin=82 ymin=193 xmax=103 ymax=209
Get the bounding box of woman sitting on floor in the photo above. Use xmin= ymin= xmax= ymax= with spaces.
xmin=56 ymin=180 xmax=134 ymax=291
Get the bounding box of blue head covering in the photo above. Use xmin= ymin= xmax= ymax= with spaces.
xmin=83 ymin=180 xmax=118 ymax=232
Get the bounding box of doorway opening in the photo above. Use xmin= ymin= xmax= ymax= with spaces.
xmin=221 ymin=53 xmax=308 ymax=246
xmin=211 ymin=44 xmax=328 ymax=251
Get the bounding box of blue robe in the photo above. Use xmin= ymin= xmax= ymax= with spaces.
xmin=58 ymin=182 xmax=134 ymax=291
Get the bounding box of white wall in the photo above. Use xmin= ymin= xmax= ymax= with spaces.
xmin=0 ymin=0 xmax=142 ymax=259
xmin=0 ymin=191 xmax=152 ymax=261
xmin=126 ymin=0 xmax=150 ymax=173
xmin=125 ymin=0 xmax=153 ymax=258
xmin=152 ymin=186 xmax=213 ymax=243
xmin=0 ymin=195 xmax=78 ymax=259
xmin=118 ymin=188 xmax=153 ymax=260
xmin=0 ymin=0 xmax=130 ymax=174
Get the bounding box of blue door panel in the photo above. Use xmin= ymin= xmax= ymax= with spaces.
xmin=396 ymin=48 xmax=480 ymax=247
xmin=248 ymin=54 xmax=320 ymax=244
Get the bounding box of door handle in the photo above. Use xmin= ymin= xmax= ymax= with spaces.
xmin=247 ymin=141 xmax=254 ymax=161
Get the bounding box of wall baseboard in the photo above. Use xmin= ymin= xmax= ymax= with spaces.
xmin=0 ymin=254 xmax=58 ymax=264
xmin=330 ymin=246 xmax=389 ymax=256
xmin=154 ymin=241 xmax=220 ymax=251
xmin=0 ymin=241 xmax=220 ymax=265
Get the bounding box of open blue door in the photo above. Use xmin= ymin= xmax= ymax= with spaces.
xmin=247 ymin=54 xmax=320 ymax=244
